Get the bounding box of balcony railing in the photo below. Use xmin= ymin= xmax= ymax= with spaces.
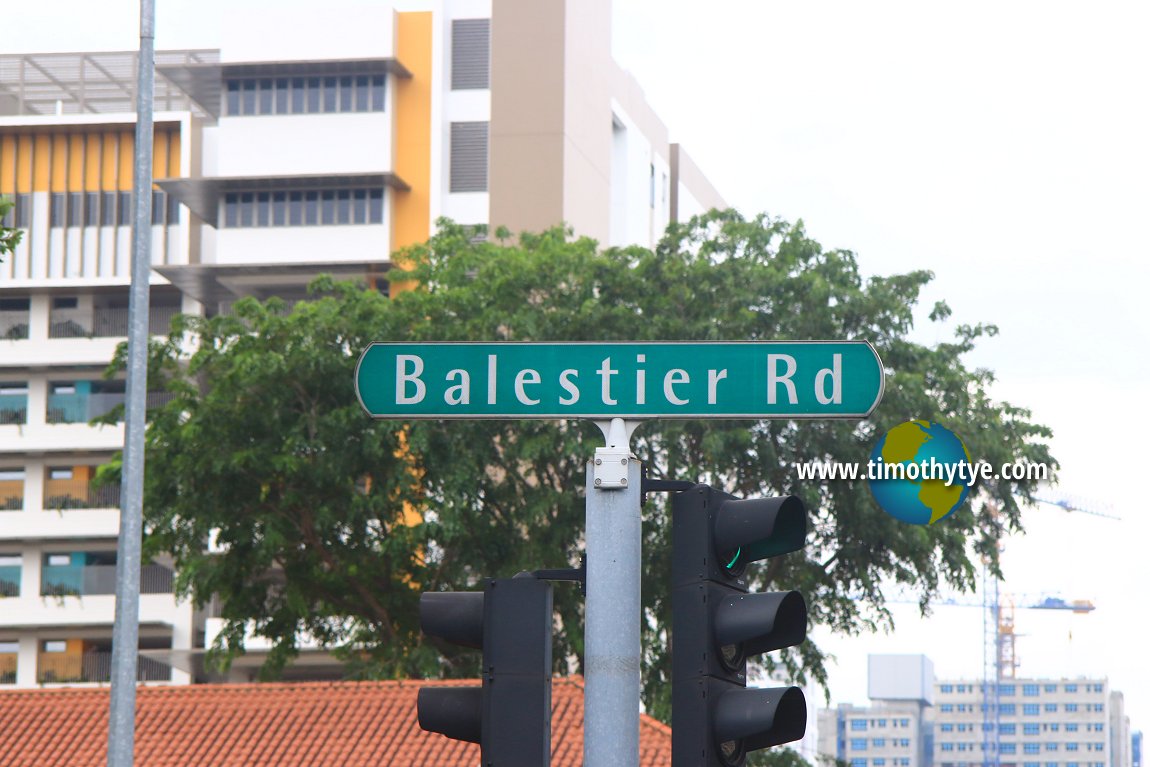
xmin=0 ymin=480 xmax=22 ymax=511
xmin=0 ymin=310 xmax=30 ymax=340
xmin=0 ymin=653 xmax=15 ymax=685
xmin=46 ymin=391 xmax=174 ymax=424
xmin=37 ymin=652 xmax=171 ymax=683
xmin=48 ymin=305 xmax=181 ymax=339
xmin=40 ymin=563 xmax=174 ymax=597
xmin=0 ymin=565 xmax=20 ymax=597
xmin=0 ymin=394 xmax=27 ymax=425
xmin=43 ymin=480 xmax=121 ymax=511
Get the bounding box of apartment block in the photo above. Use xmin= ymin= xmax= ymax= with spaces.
xmin=0 ymin=0 xmax=724 ymax=688
xmin=933 ymin=678 xmax=1117 ymax=767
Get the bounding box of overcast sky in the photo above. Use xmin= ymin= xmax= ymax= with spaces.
xmin=4 ymin=0 xmax=1147 ymax=742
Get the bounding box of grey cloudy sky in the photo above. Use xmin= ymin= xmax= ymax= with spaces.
xmin=5 ymin=0 xmax=1147 ymax=737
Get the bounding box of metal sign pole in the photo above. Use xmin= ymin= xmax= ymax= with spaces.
xmin=584 ymin=418 xmax=642 ymax=767
xmin=107 ymin=0 xmax=155 ymax=763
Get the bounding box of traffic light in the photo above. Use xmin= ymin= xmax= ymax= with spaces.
xmin=418 ymin=574 xmax=553 ymax=767
xmin=672 ymin=484 xmax=809 ymax=766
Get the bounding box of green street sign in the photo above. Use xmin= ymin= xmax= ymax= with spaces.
xmin=355 ymin=342 xmax=884 ymax=420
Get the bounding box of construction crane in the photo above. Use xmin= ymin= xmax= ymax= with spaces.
xmin=977 ymin=491 xmax=1119 ymax=767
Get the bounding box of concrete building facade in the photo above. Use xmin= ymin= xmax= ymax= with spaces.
xmin=0 ymin=0 xmax=723 ymax=688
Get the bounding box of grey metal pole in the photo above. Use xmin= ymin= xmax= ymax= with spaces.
xmin=107 ymin=0 xmax=155 ymax=763
xmin=584 ymin=418 xmax=643 ymax=767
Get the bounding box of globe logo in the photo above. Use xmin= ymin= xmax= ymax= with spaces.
xmin=867 ymin=420 xmax=973 ymax=525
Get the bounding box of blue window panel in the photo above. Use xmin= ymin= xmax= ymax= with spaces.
xmin=1024 ymin=704 xmax=1040 ymax=716
xmin=852 ymin=720 xmax=868 ymax=731
xmin=1001 ymin=725 xmax=1017 ymax=735
xmin=1000 ymin=704 xmax=1016 ymax=716
xmin=1000 ymin=685 xmax=1016 ymax=696
xmin=1025 ymin=744 xmax=1041 ymax=754
xmin=1066 ymin=684 xmax=1078 ymax=693
xmin=1023 ymin=684 xmax=1039 ymax=696
xmin=1001 ymin=744 xmax=1017 ymax=755
xmin=1066 ymin=704 xmax=1078 ymax=713
xmin=851 ymin=740 xmax=868 ymax=751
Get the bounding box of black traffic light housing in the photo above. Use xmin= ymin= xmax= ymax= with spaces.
xmin=418 ymin=574 xmax=553 ymax=767
xmin=672 ymin=484 xmax=809 ymax=766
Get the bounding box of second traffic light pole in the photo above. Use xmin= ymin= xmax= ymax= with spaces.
xmin=585 ymin=417 xmax=643 ymax=767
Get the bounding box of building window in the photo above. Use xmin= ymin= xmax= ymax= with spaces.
xmin=451 ymin=18 xmax=490 ymax=90
xmin=1066 ymin=744 xmax=1079 ymax=752
xmin=1045 ymin=704 xmax=1058 ymax=712
xmin=941 ymin=704 xmax=953 ymax=713
xmin=941 ymin=724 xmax=954 ymax=733
xmin=940 ymin=684 xmax=954 ymax=693
xmin=851 ymin=720 xmax=868 ymax=731
xmin=1045 ymin=684 xmax=1057 ymax=693
xmin=873 ymin=739 xmax=886 ymax=747
xmin=851 ymin=760 xmax=866 ymax=767
xmin=222 ymin=188 xmax=383 ymax=228
xmin=1001 ymin=744 xmax=1016 ymax=755
xmin=851 ymin=739 xmax=867 ymax=751
xmin=1023 ymin=684 xmax=1039 ymax=696
xmin=999 ymin=704 xmax=1016 ymax=716
xmin=900 ymin=719 xmax=910 ymax=728
xmin=450 ymin=121 xmax=489 ymax=193
xmin=1025 ymin=744 xmax=1041 ymax=754
xmin=1024 ymin=704 xmax=1039 ymax=716
xmin=942 ymin=745 xmax=955 ymax=753
xmin=1046 ymin=743 xmax=1059 ymax=752
xmin=1001 ymin=725 xmax=1016 ymax=735
xmin=1024 ymin=724 xmax=1040 ymax=736
xmin=1067 ymin=724 xmax=1079 ymax=733
xmin=1000 ymin=685 xmax=1016 ymax=696
xmin=877 ymin=720 xmax=887 ymax=728
xmin=1066 ymin=684 xmax=1078 ymax=693
xmin=1066 ymin=704 xmax=1078 ymax=713
xmin=224 ymin=75 xmax=385 ymax=116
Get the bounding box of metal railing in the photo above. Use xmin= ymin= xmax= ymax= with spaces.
xmin=0 ymin=565 xmax=20 ymax=597
xmin=48 ymin=305 xmax=181 ymax=339
xmin=0 ymin=394 xmax=27 ymax=425
xmin=46 ymin=390 xmax=174 ymax=424
xmin=40 ymin=563 xmax=174 ymax=597
xmin=43 ymin=479 xmax=121 ymax=510
xmin=0 ymin=653 xmax=15 ymax=684
xmin=36 ymin=651 xmax=171 ymax=683
xmin=0 ymin=480 xmax=22 ymax=511
xmin=0 ymin=310 xmax=30 ymax=340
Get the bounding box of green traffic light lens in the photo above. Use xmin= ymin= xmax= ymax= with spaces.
xmin=725 ymin=548 xmax=741 ymax=570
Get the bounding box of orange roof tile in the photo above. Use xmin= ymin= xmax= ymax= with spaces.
xmin=0 ymin=677 xmax=671 ymax=766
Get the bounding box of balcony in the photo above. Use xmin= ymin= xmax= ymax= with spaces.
xmin=0 ymin=390 xmax=28 ymax=426
xmin=0 ymin=473 xmax=23 ymax=511
xmin=37 ymin=651 xmax=171 ymax=684
xmin=0 ymin=564 xmax=19 ymax=597
xmin=48 ymin=304 xmax=181 ymax=339
xmin=40 ymin=563 xmax=174 ymax=597
xmin=46 ymin=384 xmax=174 ymax=425
xmin=0 ymin=648 xmax=14 ymax=685
xmin=44 ymin=469 xmax=121 ymax=511
xmin=0 ymin=309 xmax=30 ymax=340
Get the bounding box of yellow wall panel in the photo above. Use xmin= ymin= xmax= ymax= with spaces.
xmin=85 ymin=134 xmax=102 ymax=190
xmin=118 ymin=131 xmax=134 ymax=191
xmin=101 ymin=132 xmax=119 ymax=191
xmin=168 ymin=130 xmax=181 ymax=176
xmin=51 ymin=135 xmax=68 ymax=192
xmin=68 ymin=134 xmax=85 ymax=191
xmin=33 ymin=135 xmax=51 ymax=191
xmin=17 ymin=137 xmax=34 ymax=192
xmin=0 ymin=136 xmax=15 ymax=194
xmin=152 ymin=130 xmax=169 ymax=185
xmin=391 ymin=12 xmax=433 ymax=295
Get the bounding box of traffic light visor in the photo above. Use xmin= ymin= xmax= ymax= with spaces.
xmin=714 ymin=495 xmax=806 ymax=568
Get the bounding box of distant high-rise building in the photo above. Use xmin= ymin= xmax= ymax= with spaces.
xmin=817 ymin=656 xmax=1132 ymax=767
xmin=0 ymin=0 xmax=724 ymax=689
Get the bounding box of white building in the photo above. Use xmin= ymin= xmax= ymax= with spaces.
xmin=0 ymin=0 xmax=724 ymax=688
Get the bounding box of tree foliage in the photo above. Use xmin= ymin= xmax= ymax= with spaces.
xmin=0 ymin=196 xmax=23 ymax=263
xmin=109 ymin=211 xmax=1054 ymax=717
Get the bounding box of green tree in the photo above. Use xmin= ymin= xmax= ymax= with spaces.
xmin=108 ymin=212 xmax=1053 ymax=716
xmin=0 ymin=196 xmax=23 ymax=262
